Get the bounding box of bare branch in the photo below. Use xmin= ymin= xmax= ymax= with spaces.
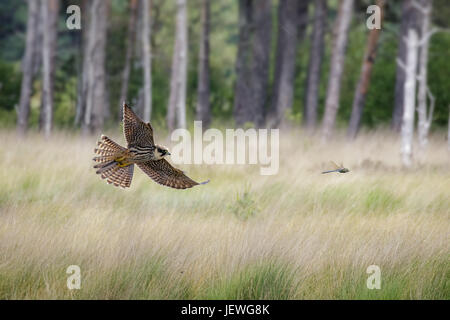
xmin=418 ymin=27 xmax=439 ymax=46
xmin=396 ymin=58 xmax=407 ymax=71
xmin=398 ymin=57 xmax=426 ymax=84
xmin=411 ymin=0 xmax=430 ymax=15
xmin=402 ymin=28 xmax=436 ymax=48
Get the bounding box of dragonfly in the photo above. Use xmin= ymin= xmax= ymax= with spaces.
xmin=321 ymin=161 xmax=350 ymax=174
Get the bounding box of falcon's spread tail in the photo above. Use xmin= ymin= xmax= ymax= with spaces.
xmin=93 ymin=135 xmax=134 ymax=188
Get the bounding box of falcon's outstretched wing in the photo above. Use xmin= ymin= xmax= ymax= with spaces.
xmin=137 ymin=159 xmax=209 ymax=189
xmin=123 ymin=103 xmax=154 ymax=147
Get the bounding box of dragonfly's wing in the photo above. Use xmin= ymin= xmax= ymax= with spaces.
xmin=330 ymin=161 xmax=341 ymax=170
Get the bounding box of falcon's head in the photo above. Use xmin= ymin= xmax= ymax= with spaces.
xmin=155 ymin=145 xmax=171 ymax=160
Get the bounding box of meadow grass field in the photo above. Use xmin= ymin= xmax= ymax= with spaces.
xmin=0 ymin=128 xmax=449 ymax=299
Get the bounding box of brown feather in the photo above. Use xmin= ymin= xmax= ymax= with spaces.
xmin=137 ymin=159 xmax=207 ymax=189
xmin=123 ymin=103 xmax=155 ymax=147
xmin=92 ymin=135 xmax=134 ymax=188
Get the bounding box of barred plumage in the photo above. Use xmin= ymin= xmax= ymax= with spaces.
xmin=93 ymin=135 xmax=134 ymax=188
xmin=92 ymin=103 xmax=209 ymax=189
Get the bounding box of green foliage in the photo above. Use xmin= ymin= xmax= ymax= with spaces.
xmin=53 ymin=72 xmax=77 ymax=127
xmin=339 ymin=23 xmax=367 ymax=126
xmin=428 ymin=32 xmax=450 ymax=127
xmin=295 ymin=259 xmax=450 ymax=299
xmin=228 ymin=183 xmax=260 ymax=221
xmin=317 ymin=184 xmax=356 ymax=212
xmin=0 ymin=60 xmax=20 ymax=126
xmin=364 ymin=187 xmax=402 ymax=213
xmin=0 ymin=0 xmax=26 ymax=61
xmin=1 ymin=131 xmax=449 ymax=299
xmin=204 ymin=261 xmax=295 ymax=299
xmin=0 ymin=0 xmax=449 ymax=131
xmin=362 ymin=32 xmax=398 ymax=127
xmin=285 ymin=107 xmax=303 ymax=125
xmin=91 ymin=257 xmax=192 ymax=299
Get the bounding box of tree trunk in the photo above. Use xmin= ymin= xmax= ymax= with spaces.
xmin=82 ymin=0 xmax=109 ymax=134
xmin=233 ymin=0 xmax=253 ymax=127
xmin=118 ymin=0 xmax=138 ymax=120
xmin=141 ymin=0 xmax=152 ymax=122
xmin=401 ymin=29 xmax=419 ymax=167
xmin=392 ymin=0 xmax=422 ymax=132
xmin=417 ymin=0 xmax=432 ymax=148
xmin=448 ymin=107 xmax=450 ymax=151
xmin=249 ymin=0 xmax=272 ymax=127
xmin=392 ymin=0 xmax=409 ymax=131
xmin=321 ymin=0 xmax=354 ymax=142
xmin=196 ymin=0 xmax=211 ymax=128
xmin=39 ymin=0 xmax=59 ymax=139
xmin=74 ymin=21 xmax=83 ymax=125
xmin=347 ymin=0 xmax=385 ymax=139
xmin=90 ymin=0 xmax=109 ymax=132
xmin=17 ymin=0 xmax=41 ymax=135
xmin=167 ymin=0 xmax=188 ymax=132
xmin=270 ymin=0 xmax=308 ymax=127
xmin=304 ymin=0 xmax=327 ymax=131
xmin=75 ymin=0 xmax=89 ymax=126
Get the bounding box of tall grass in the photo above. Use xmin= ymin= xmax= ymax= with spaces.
xmin=0 ymin=129 xmax=449 ymax=299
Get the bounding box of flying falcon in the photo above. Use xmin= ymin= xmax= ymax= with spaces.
xmin=93 ymin=103 xmax=209 ymax=189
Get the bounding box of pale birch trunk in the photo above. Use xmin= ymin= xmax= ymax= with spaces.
xmin=17 ymin=0 xmax=41 ymax=135
xmin=40 ymin=0 xmax=59 ymax=139
xmin=196 ymin=0 xmax=211 ymax=128
xmin=393 ymin=0 xmax=411 ymax=132
xmin=167 ymin=0 xmax=188 ymax=132
xmin=176 ymin=0 xmax=187 ymax=131
xmin=82 ymin=0 xmax=98 ymax=133
xmin=393 ymin=0 xmax=422 ymax=132
xmin=401 ymin=29 xmax=419 ymax=167
xmin=321 ymin=0 xmax=354 ymax=142
xmin=417 ymin=0 xmax=433 ymax=148
xmin=141 ymin=0 xmax=152 ymax=122
xmin=118 ymin=0 xmax=138 ymax=120
xmin=82 ymin=0 xmax=109 ymax=134
xmin=91 ymin=1 xmax=109 ymax=132
xmin=75 ymin=0 xmax=89 ymax=126
xmin=304 ymin=0 xmax=327 ymax=131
